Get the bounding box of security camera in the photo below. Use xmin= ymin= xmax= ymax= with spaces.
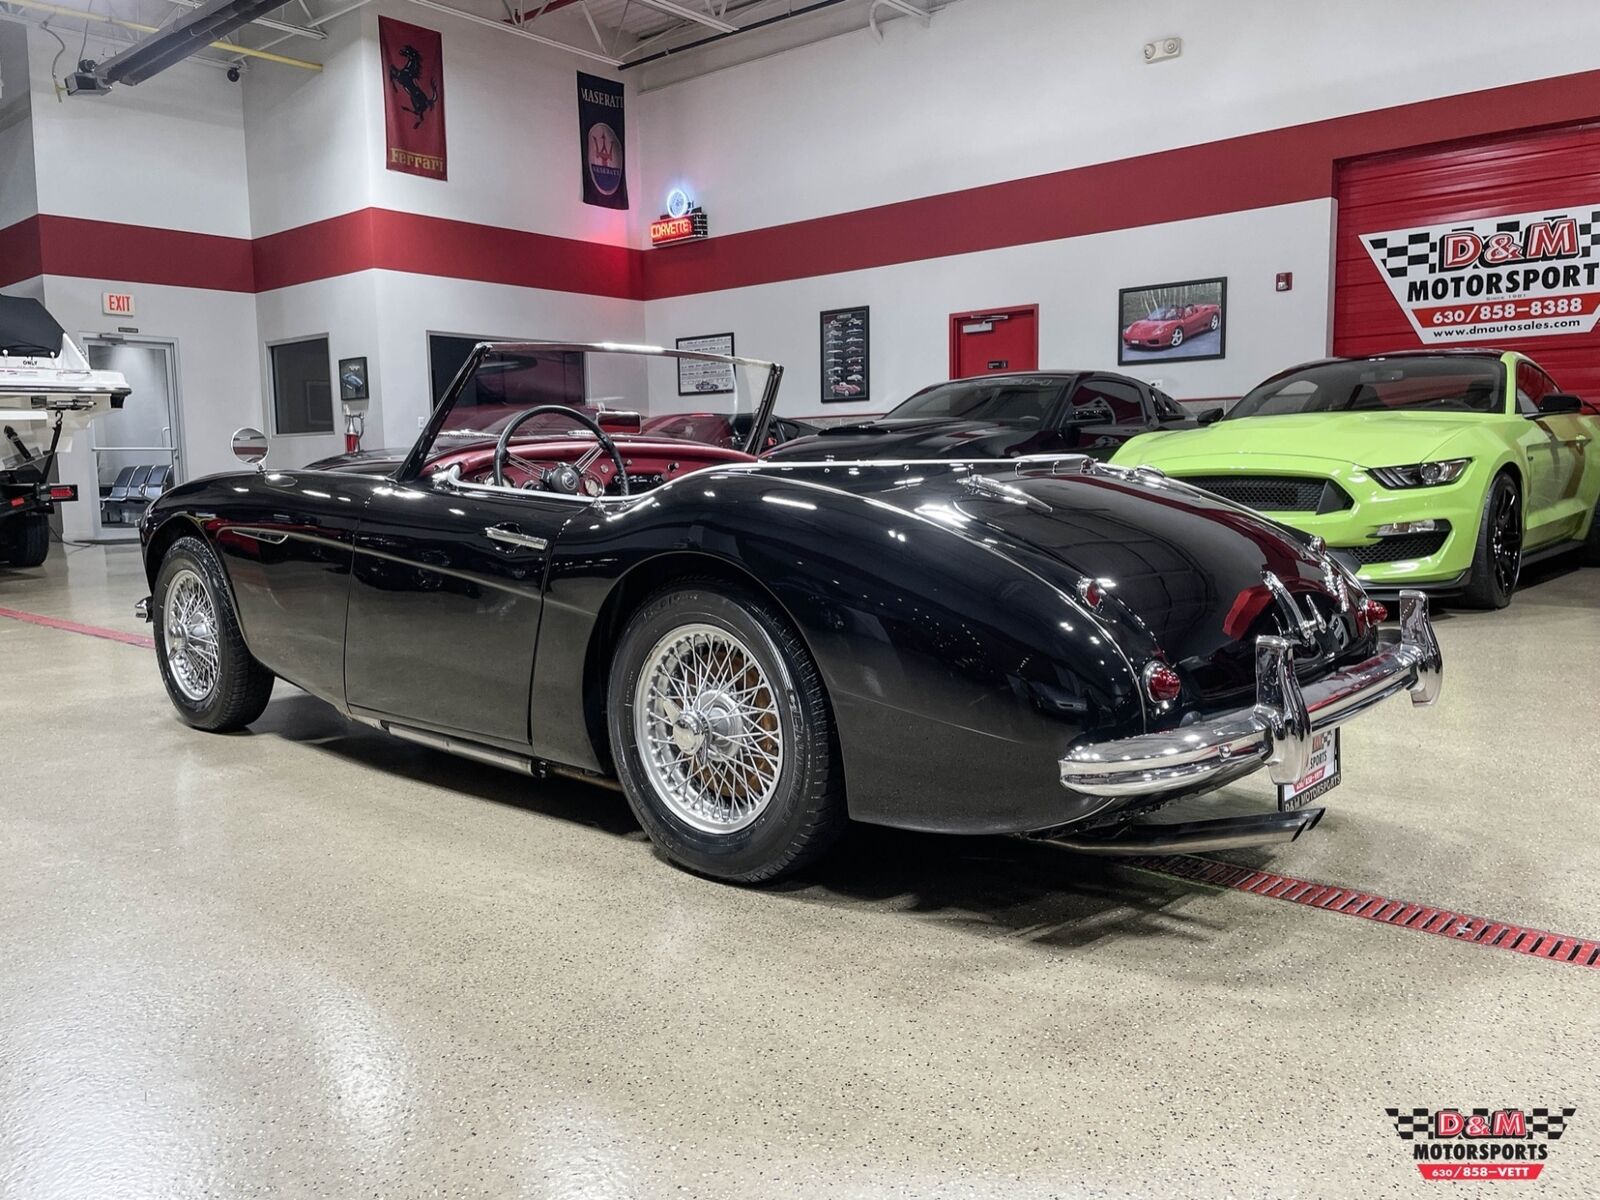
xmin=227 ymin=65 xmax=241 ymax=83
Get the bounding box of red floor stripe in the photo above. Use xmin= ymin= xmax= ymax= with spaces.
xmin=1125 ymin=854 xmax=1599 ymax=970
xmin=0 ymin=606 xmax=155 ymax=648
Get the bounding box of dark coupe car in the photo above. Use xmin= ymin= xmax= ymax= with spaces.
xmin=763 ymin=371 xmax=1197 ymax=463
xmin=136 ymin=342 xmax=1441 ymax=884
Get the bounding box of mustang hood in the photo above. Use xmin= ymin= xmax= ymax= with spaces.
xmin=1124 ymin=410 xmax=1484 ymax=468
xmin=765 ymin=418 xmax=1053 ymax=462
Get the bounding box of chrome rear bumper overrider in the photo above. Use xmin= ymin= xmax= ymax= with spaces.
xmin=1058 ymin=590 xmax=1442 ymax=800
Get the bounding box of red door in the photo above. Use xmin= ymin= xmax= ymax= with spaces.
xmin=950 ymin=305 xmax=1039 ymax=379
xmin=1334 ymin=122 xmax=1600 ymax=404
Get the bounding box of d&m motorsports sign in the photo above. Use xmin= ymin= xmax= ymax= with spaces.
xmin=1362 ymin=204 xmax=1600 ymax=342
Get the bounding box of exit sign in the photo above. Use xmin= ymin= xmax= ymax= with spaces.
xmin=102 ymin=292 xmax=135 ymax=316
xmin=650 ymin=208 xmax=709 ymax=248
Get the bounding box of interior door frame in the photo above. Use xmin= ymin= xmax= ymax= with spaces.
xmin=81 ymin=334 xmax=185 ymax=540
xmin=948 ymin=304 xmax=1040 ymax=379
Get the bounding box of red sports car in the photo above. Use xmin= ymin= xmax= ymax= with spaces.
xmin=1122 ymin=303 xmax=1221 ymax=351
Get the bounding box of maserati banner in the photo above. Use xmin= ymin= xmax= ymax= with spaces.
xmin=381 ymin=17 xmax=447 ymax=181
xmin=577 ymin=72 xmax=628 ymax=209
xmin=1361 ymin=204 xmax=1600 ymax=342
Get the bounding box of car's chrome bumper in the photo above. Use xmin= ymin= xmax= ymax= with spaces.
xmin=1059 ymin=590 xmax=1442 ymax=800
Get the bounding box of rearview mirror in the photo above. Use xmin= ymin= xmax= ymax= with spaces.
xmin=1198 ymin=407 xmax=1224 ymax=426
xmin=231 ymin=426 xmax=269 ymax=467
xmin=1537 ymin=392 xmax=1583 ymax=415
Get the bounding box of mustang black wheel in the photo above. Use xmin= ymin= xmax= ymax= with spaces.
xmin=1582 ymin=492 xmax=1600 ymax=566
xmin=1461 ymin=474 xmax=1522 ymax=609
xmin=153 ymin=536 xmax=274 ymax=731
xmin=1 ymin=513 xmax=49 ymax=567
xmin=608 ymin=581 xmax=846 ymax=883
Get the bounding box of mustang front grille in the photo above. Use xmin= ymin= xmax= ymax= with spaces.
xmin=1180 ymin=475 xmax=1353 ymax=514
xmin=1344 ymin=529 xmax=1450 ymax=564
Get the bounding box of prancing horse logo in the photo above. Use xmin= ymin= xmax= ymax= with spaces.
xmin=388 ymin=44 xmax=439 ymax=130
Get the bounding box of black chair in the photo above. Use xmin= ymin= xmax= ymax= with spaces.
xmin=141 ymin=464 xmax=171 ymax=501
xmin=103 ymin=466 xmax=137 ymax=523
xmin=117 ymin=466 xmax=152 ymax=524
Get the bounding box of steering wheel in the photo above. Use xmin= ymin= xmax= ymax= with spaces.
xmin=491 ymin=405 xmax=630 ymax=497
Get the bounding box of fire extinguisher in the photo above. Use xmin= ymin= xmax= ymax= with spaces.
xmin=344 ymin=409 xmax=364 ymax=454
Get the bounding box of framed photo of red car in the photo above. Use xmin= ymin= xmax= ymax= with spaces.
xmin=1118 ymin=277 xmax=1227 ymax=365
xmin=821 ymin=306 xmax=869 ymax=402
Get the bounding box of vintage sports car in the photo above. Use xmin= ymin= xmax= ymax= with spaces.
xmin=0 ymin=298 xmax=130 ymax=566
xmin=1122 ymin=303 xmax=1221 ymax=351
xmin=1111 ymin=351 xmax=1600 ymax=608
xmin=136 ymin=341 xmax=1442 ymax=883
xmin=764 ymin=371 xmax=1195 ymax=463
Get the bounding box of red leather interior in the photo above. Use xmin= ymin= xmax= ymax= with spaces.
xmin=428 ymin=436 xmax=756 ymax=491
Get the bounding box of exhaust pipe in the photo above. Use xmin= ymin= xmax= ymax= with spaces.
xmin=1048 ymin=807 xmax=1324 ymax=856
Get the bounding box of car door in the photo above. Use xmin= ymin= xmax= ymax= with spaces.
xmin=1062 ymin=375 xmax=1152 ymax=458
xmin=1513 ymin=360 xmax=1586 ymax=544
xmin=342 ymin=479 xmax=577 ymax=749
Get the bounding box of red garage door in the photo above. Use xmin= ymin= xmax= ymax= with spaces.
xmin=1334 ymin=122 xmax=1600 ymax=405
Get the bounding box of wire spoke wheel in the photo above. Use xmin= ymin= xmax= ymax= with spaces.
xmin=634 ymin=622 xmax=785 ymax=834
xmin=1490 ymin=486 xmax=1522 ymax=596
xmin=163 ymin=567 xmax=221 ymax=702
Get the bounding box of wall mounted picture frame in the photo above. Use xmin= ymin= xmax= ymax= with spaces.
xmin=338 ymin=356 xmax=370 ymax=402
xmin=675 ymin=332 xmax=736 ymax=395
xmin=821 ymin=306 xmax=869 ymax=402
xmin=1117 ymin=277 xmax=1227 ymax=365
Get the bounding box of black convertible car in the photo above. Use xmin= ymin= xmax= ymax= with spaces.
xmin=764 ymin=370 xmax=1200 ymax=463
xmin=137 ymin=342 xmax=1442 ymax=883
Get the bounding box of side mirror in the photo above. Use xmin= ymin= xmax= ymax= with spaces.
xmin=1537 ymin=393 xmax=1583 ymax=415
xmin=231 ymin=426 xmax=269 ymax=468
xmin=1197 ymin=407 xmax=1224 ymax=426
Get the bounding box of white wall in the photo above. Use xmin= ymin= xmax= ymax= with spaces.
xmin=0 ymin=22 xmax=35 ymax=233
xmin=41 ymin=275 xmax=262 ymax=540
xmin=638 ymin=0 xmax=1600 ymax=235
xmin=645 ymin=200 xmax=1335 ymax=417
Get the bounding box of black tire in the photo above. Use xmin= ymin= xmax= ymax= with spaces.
xmin=1209 ymin=313 xmax=1220 ymax=331
xmin=607 ymin=581 xmax=846 ymax=884
xmin=1582 ymin=492 xmax=1600 ymax=566
xmin=153 ymin=535 xmax=274 ymax=731
xmin=1460 ymin=474 xmax=1522 ymax=609
xmin=1170 ymin=327 xmax=1184 ymax=347
xmin=1 ymin=514 xmax=49 ymax=567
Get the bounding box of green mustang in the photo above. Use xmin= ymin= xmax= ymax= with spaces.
xmin=1111 ymin=350 xmax=1600 ymax=608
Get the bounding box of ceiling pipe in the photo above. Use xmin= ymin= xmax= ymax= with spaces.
xmin=164 ymin=0 xmax=329 ymax=42
xmin=635 ymin=0 xmax=737 ymax=34
xmin=8 ymin=0 xmax=321 ymax=72
xmin=404 ymin=0 xmax=624 ymax=65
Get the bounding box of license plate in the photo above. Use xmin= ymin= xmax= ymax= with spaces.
xmin=1278 ymin=729 xmax=1341 ymax=810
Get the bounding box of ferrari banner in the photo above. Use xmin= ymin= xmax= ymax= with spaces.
xmin=1361 ymin=203 xmax=1600 ymax=343
xmin=381 ymin=17 xmax=447 ymax=181
xmin=577 ymin=72 xmax=628 ymax=209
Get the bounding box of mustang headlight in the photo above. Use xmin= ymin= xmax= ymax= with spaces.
xmin=1368 ymin=458 xmax=1471 ymax=489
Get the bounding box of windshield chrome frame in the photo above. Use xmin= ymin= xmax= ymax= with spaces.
xmin=395 ymin=339 xmax=785 ymax=483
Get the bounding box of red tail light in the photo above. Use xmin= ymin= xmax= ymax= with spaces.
xmin=1362 ymin=598 xmax=1388 ymax=625
xmin=1142 ymin=661 xmax=1182 ymax=704
xmin=1078 ymin=578 xmax=1104 ymax=609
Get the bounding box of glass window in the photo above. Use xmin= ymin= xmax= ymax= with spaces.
xmin=1228 ymin=357 xmax=1503 ymax=419
xmin=1515 ymin=360 xmax=1560 ymax=415
xmin=1070 ymin=378 xmax=1146 ymax=425
xmin=887 ymin=378 xmax=1063 ymax=423
xmin=270 ymin=338 xmax=334 ymax=434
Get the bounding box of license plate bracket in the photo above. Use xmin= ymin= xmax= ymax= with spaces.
xmin=1278 ymin=729 xmax=1341 ymax=811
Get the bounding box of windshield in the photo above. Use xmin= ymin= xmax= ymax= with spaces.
xmin=886 ymin=377 xmax=1066 ymax=423
xmin=418 ymin=344 xmax=779 ymax=465
xmin=1147 ymin=307 xmax=1180 ymax=320
xmin=1227 ymin=358 xmax=1505 ymax=419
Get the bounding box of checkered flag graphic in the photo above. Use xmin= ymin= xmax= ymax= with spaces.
xmin=1528 ymin=1107 xmax=1576 ymax=1140
xmin=1581 ymin=209 xmax=1600 ymax=253
xmin=1365 ymin=232 xmax=1433 ymax=280
xmin=1386 ymin=1108 xmax=1432 ymax=1139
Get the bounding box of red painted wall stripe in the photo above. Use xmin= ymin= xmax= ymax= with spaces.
xmin=1128 ymin=853 xmax=1600 ymax=970
xmin=0 ymin=605 xmax=156 ymax=649
xmin=0 ymin=216 xmax=43 ymax=289
xmin=6 ymin=68 xmax=1599 ymax=300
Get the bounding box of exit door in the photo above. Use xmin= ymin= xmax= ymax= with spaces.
xmin=84 ymin=338 xmax=183 ymax=540
xmin=949 ymin=305 xmax=1039 ymax=379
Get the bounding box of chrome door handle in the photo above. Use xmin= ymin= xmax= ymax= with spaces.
xmin=485 ymin=524 xmax=547 ymax=551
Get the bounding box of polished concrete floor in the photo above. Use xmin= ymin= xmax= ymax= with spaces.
xmin=2 ymin=542 xmax=1597 ymax=1199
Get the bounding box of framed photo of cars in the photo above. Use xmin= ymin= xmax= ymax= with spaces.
xmin=820 ymin=306 xmax=869 ymax=402
xmin=675 ymin=333 xmax=737 ymax=396
xmin=1118 ymin=277 xmax=1226 ymax=365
